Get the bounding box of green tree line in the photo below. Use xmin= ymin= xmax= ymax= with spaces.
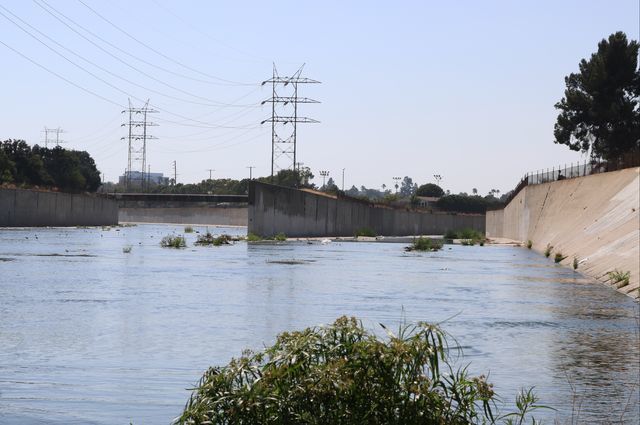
xmin=0 ymin=139 xmax=101 ymax=192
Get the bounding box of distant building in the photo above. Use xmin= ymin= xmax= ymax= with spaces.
xmin=415 ymin=196 xmax=440 ymax=208
xmin=118 ymin=171 xmax=169 ymax=186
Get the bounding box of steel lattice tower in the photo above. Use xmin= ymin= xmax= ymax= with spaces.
xmin=121 ymin=99 xmax=157 ymax=191
xmin=261 ymin=65 xmax=320 ymax=176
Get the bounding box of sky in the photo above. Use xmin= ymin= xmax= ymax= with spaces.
xmin=0 ymin=0 xmax=638 ymax=195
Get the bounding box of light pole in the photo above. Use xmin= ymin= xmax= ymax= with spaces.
xmin=319 ymin=170 xmax=329 ymax=189
xmin=392 ymin=176 xmax=401 ymax=194
xmin=247 ymin=166 xmax=255 ymax=180
xmin=342 ymin=168 xmax=345 ymax=191
xmin=433 ymin=174 xmax=442 ymax=186
xmin=206 ymin=169 xmax=215 ymax=181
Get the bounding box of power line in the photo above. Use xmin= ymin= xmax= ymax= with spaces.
xmin=0 ymin=39 xmax=122 ymax=107
xmin=76 ymin=0 xmax=257 ymax=86
xmin=0 ymin=5 xmax=253 ymax=109
xmin=32 ymin=0 xmax=256 ymax=105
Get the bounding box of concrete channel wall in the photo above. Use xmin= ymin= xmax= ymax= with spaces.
xmin=486 ymin=167 xmax=640 ymax=298
xmin=113 ymin=193 xmax=248 ymax=226
xmin=119 ymin=207 xmax=247 ymax=226
xmin=0 ymin=188 xmax=118 ymax=227
xmin=248 ymin=181 xmax=485 ymax=237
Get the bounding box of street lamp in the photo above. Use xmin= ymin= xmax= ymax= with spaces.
xmin=392 ymin=176 xmax=401 ymax=194
xmin=319 ymin=170 xmax=329 ymax=189
xmin=342 ymin=168 xmax=345 ymax=191
xmin=433 ymin=174 xmax=442 ymax=186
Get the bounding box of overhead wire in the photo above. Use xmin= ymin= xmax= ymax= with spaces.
xmin=32 ymin=0 xmax=257 ymax=106
xmin=0 ymin=5 xmax=256 ymax=110
xmin=76 ymin=0 xmax=259 ymax=86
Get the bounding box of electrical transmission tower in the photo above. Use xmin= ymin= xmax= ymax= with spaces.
xmin=42 ymin=126 xmax=65 ymax=148
xmin=261 ymin=64 xmax=320 ymax=177
xmin=121 ymin=99 xmax=157 ymax=191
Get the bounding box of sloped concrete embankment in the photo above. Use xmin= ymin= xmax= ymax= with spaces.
xmin=249 ymin=181 xmax=485 ymax=238
xmin=487 ymin=167 xmax=639 ymax=299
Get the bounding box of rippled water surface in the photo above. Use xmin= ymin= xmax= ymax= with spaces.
xmin=1 ymin=224 xmax=638 ymax=424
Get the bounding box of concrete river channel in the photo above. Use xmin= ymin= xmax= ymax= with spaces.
xmin=0 ymin=224 xmax=638 ymax=424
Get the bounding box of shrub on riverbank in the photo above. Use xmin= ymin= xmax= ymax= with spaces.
xmin=176 ymin=316 xmax=544 ymax=425
xmin=608 ymin=269 xmax=630 ymax=287
xmin=354 ymin=227 xmax=376 ymax=237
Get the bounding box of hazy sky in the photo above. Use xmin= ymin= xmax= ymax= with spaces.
xmin=0 ymin=0 xmax=638 ymax=194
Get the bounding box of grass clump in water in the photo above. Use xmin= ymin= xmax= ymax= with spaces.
xmin=354 ymin=227 xmax=376 ymax=237
xmin=406 ymin=236 xmax=443 ymax=252
xmin=195 ymin=232 xmax=232 ymax=246
xmin=184 ymin=225 xmax=194 ymax=233
xmin=526 ymin=240 xmax=533 ymax=249
xmin=554 ymin=252 xmax=567 ymax=263
xmin=246 ymin=232 xmax=262 ymax=242
xmin=177 ymin=316 xmax=546 ymax=425
xmin=160 ymin=235 xmax=186 ymax=248
xmin=608 ymin=270 xmax=630 ymax=288
xmin=246 ymin=232 xmax=287 ymax=242
xmin=544 ymin=244 xmax=553 ymax=258
xmin=122 ymin=245 xmax=132 ymax=254
xmin=573 ymin=257 xmax=579 ymax=270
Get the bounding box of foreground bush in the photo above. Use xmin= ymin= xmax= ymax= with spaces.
xmin=177 ymin=317 xmax=544 ymax=424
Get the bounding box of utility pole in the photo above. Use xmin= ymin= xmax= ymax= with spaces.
xmin=261 ymin=64 xmax=320 ymax=177
xmin=319 ymin=170 xmax=329 ymax=189
xmin=206 ymin=169 xmax=215 ymax=181
xmin=42 ymin=126 xmax=65 ymax=148
xmin=247 ymin=166 xmax=255 ymax=180
xmin=172 ymin=160 xmax=177 ymax=185
xmin=121 ymin=98 xmax=158 ymax=191
xmin=342 ymin=168 xmax=345 ymax=191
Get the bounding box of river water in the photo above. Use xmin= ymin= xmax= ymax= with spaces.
xmin=0 ymin=224 xmax=638 ymax=424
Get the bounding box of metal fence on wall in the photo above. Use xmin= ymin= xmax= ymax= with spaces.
xmin=497 ymin=152 xmax=639 ymax=209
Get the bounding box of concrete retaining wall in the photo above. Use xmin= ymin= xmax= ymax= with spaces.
xmin=486 ymin=167 xmax=639 ymax=298
xmin=248 ymin=182 xmax=485 ymax=237
xmin=119 ymin=207 xmax=247 ymax=226
xmin=0 ymin=188 xmax=118 ymax=227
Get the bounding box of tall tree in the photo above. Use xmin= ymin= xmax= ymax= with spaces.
xmin=416 ymin=183 xmax=444 ymax=197
xmin=399 ymin=176 xmax=416 ymax=197
xmin=554 ymin=32 xmax=640 ymax=161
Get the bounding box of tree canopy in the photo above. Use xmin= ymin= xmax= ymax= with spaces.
xmin=416 ymin=183 xmax=445 ymax=197
xmin=554 ymin=32 xmax=640 ymax=162
xmin=0 ymin=140 xmax=101 ymax=192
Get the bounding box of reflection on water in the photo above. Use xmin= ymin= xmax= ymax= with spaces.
xmin=0 ymin=224 xmax=638 ymax=424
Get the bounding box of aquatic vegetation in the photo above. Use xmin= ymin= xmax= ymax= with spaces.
xmin=184 ymin=225 xmax=194 ymax=233
xmin=406 ymin=236 xmax=443 ymax=252
xmin=554 ymin=252 xmax=567 ymax=263
xmin=573 ymin=257 xmax=579 ymax=270
xmin=273 ymin=232 xmax=287 ymax=242
xmin=195 ymin=232 xmax=232 ymax=246
xmin=122 ymin=245 xmax=132 ymax=254
xmin=160 ymin=235 xmax=186 ymax=248
xmin=526 ymin=240 xmax=533 ymax=249
xmin=445 ymin=228 xmax=486 ymax=246
xmin=354 ymin=227 xmax=376 ymax=237
xmin=246 ymin=232 xmax=287 ymax=242
xmin=608 ymin=270 xmax=630 ymax=287
xmin=544 ymin=244 xmax=553 ymax=258
xmin=177 ymin=316 xmax=545 ymax=425
xmin=246 ymin=232 xmax=262 ymax=242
